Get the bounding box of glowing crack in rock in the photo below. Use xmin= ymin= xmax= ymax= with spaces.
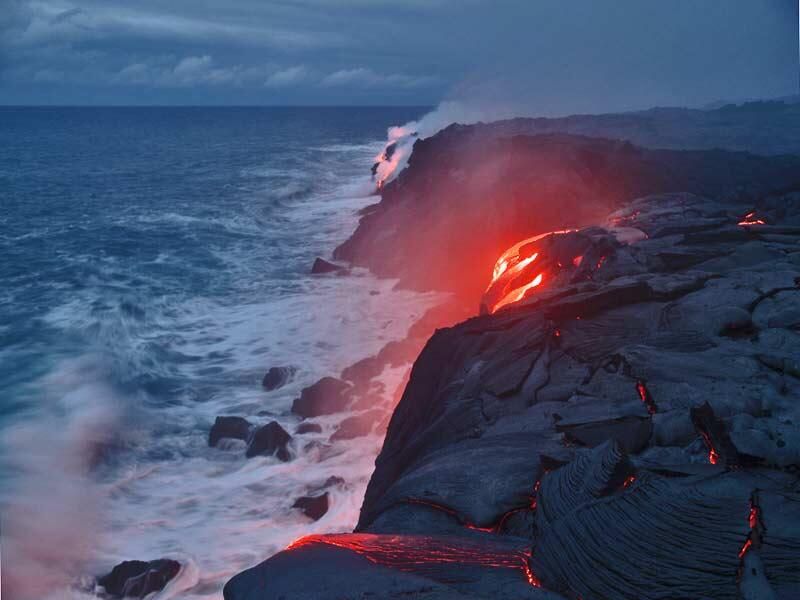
xmin=284 ymin=533 xmax=539 ymax=586
xmin=738 ymin=538 xmax=753 ymax=559
xmin=738 ymin=211 xmax=766 ymax=226
xmin=636 ymin=380 xmax=657 ymax=415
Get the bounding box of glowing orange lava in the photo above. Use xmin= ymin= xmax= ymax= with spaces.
xmin=636 ymin=380 xmax=657 ymax=415
xmin=696 ymin=428 xmax=719 ymax=465
xmin=492 ymin=273 xmax=544 ymax=313
xmin=738 ymin=211 xmax=765 ymax=226
xmin=482 ymin=230 xmax=584 ymax=314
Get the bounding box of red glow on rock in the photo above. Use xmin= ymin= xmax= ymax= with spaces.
xmin=483 ymin=230 xmax=576 ymax=313
xmin=696 ymin=428 xmax=719 ymax=465
xmin=738 ymin=211 xmax=765 ymax=226
xmin=738 ymin=538 xmax=752 ymax=559
xmin=523 ymin=553 xmax=542 ymax=588
xmin=404 ymin=498 xmax=497 ymax=533
xmin=530 ymin=478 xmax=542 ymax=509
xmin=572 ymin=255 xmax=584 ymax=267
xmin=749 ymin=505 xmax=758 ymax=529
xmin=491 ymin=272 xmax=544 ymax=313
xmin=595 ymin=255 xmax=607 ymax=270
xmin=285 ymin=533 xmax=539 ymax=587
xmin=553 ymin=329 xmax=561 ymax=338
xmin=636 ymin=380 xmax=657 ymax=415
xmin=623 ymin=475 xmax=636 ymax=488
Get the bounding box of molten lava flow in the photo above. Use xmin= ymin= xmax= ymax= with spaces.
xmin=492 ymin=273 xmax=544 ymax=313
xmin=285 ymin=533 xmax=538 ymax=586
xmin=738 ymin=211 xmax=766 ymax=226
xmin=695 ymin=427 xmax=719 ymax=465
xmin=482 ymin=230 xmax=580 ymax=314
xmin=636 ymin=380 xmax=657 ymax=415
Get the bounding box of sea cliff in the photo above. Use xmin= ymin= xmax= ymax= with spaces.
xmin=225 ymin=105 xmax=800 ymax=599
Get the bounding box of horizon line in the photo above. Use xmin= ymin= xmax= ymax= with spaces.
xmin=0 ymin=104 xmax=436 ymax=109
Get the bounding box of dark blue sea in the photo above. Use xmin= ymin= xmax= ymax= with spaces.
xmin=0 ymin=106 xmax=441 ymax=598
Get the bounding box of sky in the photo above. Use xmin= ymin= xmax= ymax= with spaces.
xmin=0 ymin=0 xmax=798 ymax=110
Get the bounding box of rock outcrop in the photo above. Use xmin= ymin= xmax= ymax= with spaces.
xmin=98 ymin=559 xmax=181 ymax=598
xmin=292 ymin=492 xmax=330 ymax=521
xmin=311 ymin=257 xmax=348 ymax=275
xmin=225 ymin=191 xmax=800 ymax=599
xmin=245 ymin=421 xmax=292 ymax=461
xmin=335 ymin=130 xmax=800 ymax=301
xmin=291 ymin=377 xmax=353 ymax=419
xmin=209 ymin=416 xmax=253 ymax=447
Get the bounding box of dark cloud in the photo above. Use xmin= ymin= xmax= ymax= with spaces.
xmin=0 ymin=0 xmax=796 ymax=107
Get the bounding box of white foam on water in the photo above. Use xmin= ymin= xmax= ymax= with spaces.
xmin=0 ymin=140 xmax=444 ymax=599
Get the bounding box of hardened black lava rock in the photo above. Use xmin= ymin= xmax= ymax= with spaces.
xmin=209 ymin=416 xmax=252 ymax=447
xmin=226 ymin=191 xmax=800 ymax=599
xmin=98 ymin=559 xmax=181 ymax=598
xmin=245 ymin=421 xmax=292 ymax=461
xmin=262 ymin=366 xmax=296 ymax=391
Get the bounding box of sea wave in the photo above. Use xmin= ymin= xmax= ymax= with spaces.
xmin=0 ymin=139 xmax=442 ymax=599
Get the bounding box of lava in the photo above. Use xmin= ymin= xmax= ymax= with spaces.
xmin=402 ymin=497 xmax=540 ymax=536
xmin=523 ymin=552 xmax=542 ymax=588
xmin=748 ymin=504 xmax=758 ymax=529
xmin=738 ymin=211 xmax=766 ymax=226
xmin=285 ymin=533 xmax=538 ymax=586
xmin=738 ymin=538 xmax=753 ymax=559
xmin=492 ymin=273 xmax=544 ymax=313
xmin=696 ymin=428 xmax=719 ymax=464
xmin=482 ymin=230 xmax=582 ymax=314
xmin=595 ymin=255 xmax=607 ymax=270
xmin=636 ymin=380 xmax=657 ymax=415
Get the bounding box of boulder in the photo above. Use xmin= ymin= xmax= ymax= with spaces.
xmin=296 ymin=422 xmax=323 ymax=434
xmin=291 ymin=377 xmax=353 ymax=418
xmin=330 ymin=409 xmax=386 ymax=441
xmin=292 ymin=492 xmax=330 ymax=521
xmin=208 ymin=416 xmax=252 ymax=447
xmin=262 ymin=366 xmax=296 ymax=391
xmin=311 ymin=258 xmax=347 ymax=275
xmin=245 ymin=421 xmax=291 ymax=461
xmin=98 ymin=559 xmax=180 ymax=598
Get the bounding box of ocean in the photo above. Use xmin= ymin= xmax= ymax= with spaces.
xmin=0 ymin=106 xmax=441 ymax=598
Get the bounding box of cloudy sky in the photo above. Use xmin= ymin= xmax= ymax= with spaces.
xmin=0 ymin=0 xmax=797 ymax=110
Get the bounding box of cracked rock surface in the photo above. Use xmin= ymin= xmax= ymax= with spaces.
xmin=225 ymin=191 xmax=800 ymax=599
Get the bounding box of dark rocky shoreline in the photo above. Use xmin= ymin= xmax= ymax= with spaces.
xmin=219 ymin=104 xmax=800 ymax=599
xmin=226 ymin=190 xmax=800 ymax=599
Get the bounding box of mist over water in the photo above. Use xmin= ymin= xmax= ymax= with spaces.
xmin=0 ymin=106 xmax=441 ymax=599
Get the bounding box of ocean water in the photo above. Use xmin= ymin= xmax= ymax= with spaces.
xmin=0 ymin=106 xmax=440 ymax=599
